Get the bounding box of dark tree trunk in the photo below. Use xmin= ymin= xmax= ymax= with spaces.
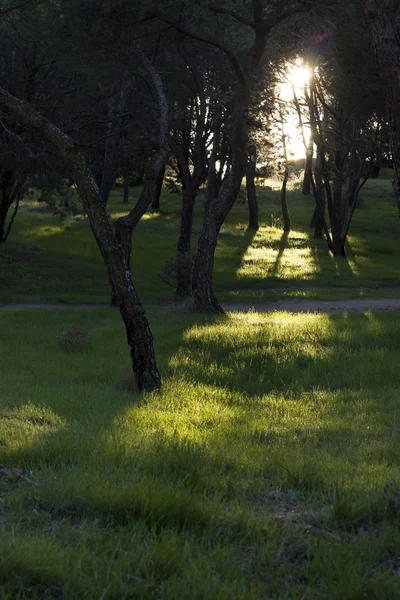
xmin=246 ymin=145 xmax=259 ymax=231
xmin=192 ymin=84 xmax=249 ymax=313
xmin=312 ymin=154 xmax=326 ymax=239
xmin=111 ymin=53 xmax=168 ymax=307
xmin=332 ymin=185 xmax=346 ymax=257
xmin=123 ymin=171 xmax=129 ymax=204
xmin=169 ymin=3 xmax=294 ymax=313
xmin=280 ymin=165 xmax=291 ymax=231
xmin=0 ymin=171 xmax=20 ymax=245
xmin=192 ymin=210 xmax=223 ymax=313
xmin=176 ymin=184 xmax=197 ymax=298
xmin=100 ymin=174 xmax=114 ymax=206
xmin=0 ymin=192 xmax=13 ymax=243
xmin=362 ymin=0 xmax=400 ymax=211
xmin=0 ymin=88 xmax=161 ymax=392
xmin=278 ymin=110 xmax=291 ymax=232
xmin=150 ymin=163 xmax=165 ymax=211
xmin=204 ymin=110 xmax=222 ymax=211
xmin=302 ymin=138 xmax=313 ymax=195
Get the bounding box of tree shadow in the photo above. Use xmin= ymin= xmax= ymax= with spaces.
xmin=271 ymin=231 xmax=289 ymax=278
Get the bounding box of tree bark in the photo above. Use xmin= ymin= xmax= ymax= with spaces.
xmin=123 ymin=170 xmax=129 ymax=204
xmin=0 ymin=190 xmax=14 ymax=243
xmin=176 ymin=183 xmax=197 ymax=298
xmin=246 ymin=144 xmax=259 ymax=231
xmin=192 ymin=210 xmax=224 ymax=313
xmin=362 ymin=0 xmax=400 ymax=211
xmin=192 ymin=85 xmax=249 ymax=313
xmin=312 ymin=152 xmax=326 ymax=239
xmin=112 ymin=53 xmax=168 ymax=304
xmin=0 ymin=87 xmax=161 ymax=392
xmin=150 ymin=163 xmax=165 ymax=211
xmin=302 ymin=137 xmax=313 ymax=195
xmin=280 ymin=166 xmax=290 ymax=232
xmin=0 ymin=170 xmax=21 ymax=244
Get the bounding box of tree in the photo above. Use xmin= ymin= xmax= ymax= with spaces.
xmin=362 ymin=0 xmax=400 ymax=210
xmin=159 ymin=1 xmax=317 ymax=312
xmin=0 ymin=86 xmax=161 ymax=392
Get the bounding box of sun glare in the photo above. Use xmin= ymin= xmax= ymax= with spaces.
xmin=279 ymin=60 xmax=311 ymax=159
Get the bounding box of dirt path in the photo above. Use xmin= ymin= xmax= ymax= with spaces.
xmin=222 ymin=298 xmax=400 ymax=314
xmin=2 ymin=298 xmax=400 ymax=314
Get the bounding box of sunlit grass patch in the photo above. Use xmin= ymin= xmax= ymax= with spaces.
xmin=236 ymin=226 xmax=317 ymax=281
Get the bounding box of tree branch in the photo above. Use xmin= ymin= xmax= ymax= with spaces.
xmin=152 ymin=11 xmax=249 ymax=89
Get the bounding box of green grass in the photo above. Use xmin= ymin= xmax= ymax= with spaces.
xmin=1 ymin=178 xmax=400 ymax=304
xmin=2 ymin=179 xmax=400 ymax=597
xmin=2 ymin=307 xmax=400 ymax=597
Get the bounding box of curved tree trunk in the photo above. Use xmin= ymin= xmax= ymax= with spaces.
xmin=111 ymin=52 xmax=168 ymax=307
xmin=0 ymin=87 xmax=161 ymax=392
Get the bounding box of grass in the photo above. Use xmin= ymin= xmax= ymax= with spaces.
xmin=1 ymin=178 xmax=400 ymax=597
xmin=1 ymin=177 xmax=400 ymax=305
xmin=2 ymin=307 xmax=400 ymax=597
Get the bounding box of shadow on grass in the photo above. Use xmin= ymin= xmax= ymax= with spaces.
xmin=2 ymin=308 xmax=400 ymax=597
xmin=271 ymin=231 xmax=289 ymax=278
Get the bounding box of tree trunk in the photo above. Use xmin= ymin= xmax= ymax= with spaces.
xmin=192 ymin=86 xmax=249 ymax=313
xmin=312 ymin=154 xmax=326 ymax=239
xmin=176 ymin=184 xmax=197 ymax=298
xmin=302 ymin=138 xmax=313 ymax=195
xmin=246 ymin=145 xmax=259 ymax=231
xmin=0 ymin=192 xmax=13 ymax=242
xmin=362 ymin=0 xmax=400 ymax=211
xmin=0 ymin=87 xmax=161 ymax=392
xmin=192 ymin=210 xmax=223 ymax=313
xmin=111 ymin=52 xmax=169 ymax=306
xmin=0 ymin=172 xmax=20 ymax=245
xmin=150 ymin=163 xmax=165 ymax=211
xmin=280 ymin=165 xmax=291 ymax=231
xmin=123 ymin=171 xmax=129 ymax=204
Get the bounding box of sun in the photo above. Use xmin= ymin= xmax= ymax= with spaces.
xmin=279 ymin=59 xmax=310 ymax=101
xmin=278 ymin=59 xmax=311 ymax=159
xmin=287 ymin=61 xmax=311 ymax=89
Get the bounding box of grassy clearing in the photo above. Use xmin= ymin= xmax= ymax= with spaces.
xmin=1 ymin=178 xmax=399 ymax=304
xmin=2 ymin=307 xmax=400 ymax=597
xmin=1 ymin=178 xmax=400 ymax=596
